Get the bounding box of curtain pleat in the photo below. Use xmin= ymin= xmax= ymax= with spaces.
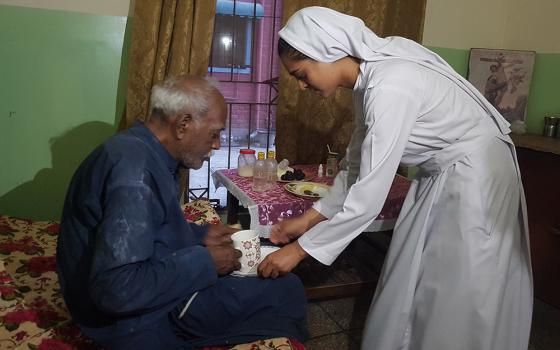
xmin=122 ymin=0 xmax=217 ymax=128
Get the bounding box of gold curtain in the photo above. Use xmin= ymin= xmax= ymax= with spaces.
xmin=276 ymin=0 xmax=427 ymax=164
xmin=121 ymin=0 xmax=217 ymax=128
xmin=121 ymin=0 xmax=216 ymax=202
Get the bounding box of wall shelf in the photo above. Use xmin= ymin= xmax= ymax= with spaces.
xmin=510 ymin=133 xmax=560 ymax=156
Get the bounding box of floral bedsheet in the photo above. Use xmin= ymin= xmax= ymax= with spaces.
xmin=0 ymin=201 xmax=301 ymax=350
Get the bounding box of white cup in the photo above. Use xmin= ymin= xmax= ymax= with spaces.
xmin=231 ymin=230 xmax=261 ymax=274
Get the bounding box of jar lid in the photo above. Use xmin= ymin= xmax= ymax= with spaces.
xmin=239 ymin=149 xmax=256 ymax=154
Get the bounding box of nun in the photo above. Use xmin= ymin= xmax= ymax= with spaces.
xmin=257 ymin=6 xmax=533 ymax=350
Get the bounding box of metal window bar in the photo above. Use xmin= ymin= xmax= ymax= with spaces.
xmin=230 ymin=1 xmax=236 ymax=82
xmin=187 ymin=0 xmax=282 ymax=207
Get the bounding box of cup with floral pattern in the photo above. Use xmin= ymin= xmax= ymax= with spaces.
xmin=231 ymin=230 xmax=261 ymax=274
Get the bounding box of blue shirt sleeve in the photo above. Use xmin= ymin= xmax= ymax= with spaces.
xmin=88 ymin=179 xmax=217 ymax=316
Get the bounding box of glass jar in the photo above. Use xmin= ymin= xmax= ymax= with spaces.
xmin=543 ymin=116 xmax=559 ymax=138
xmin=237 ymin=149 xmax=256 ymax=177
xmin=326 ymin=152 xmax=339 ymax=177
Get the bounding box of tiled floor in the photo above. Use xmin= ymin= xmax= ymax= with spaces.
xmin=305 ymin=292 xmax=373 ymax=350
xmin=305 ymin=294 xmax=560 ymax=350
xmin=529 ymin=298 xmax=560 ymax=350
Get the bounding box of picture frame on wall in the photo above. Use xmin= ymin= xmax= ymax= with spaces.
xmin=467 ymin=48 xmax=536 ymax=122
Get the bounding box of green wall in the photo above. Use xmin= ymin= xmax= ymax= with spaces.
xmin=0 ymin=5 xmax=129 ymax=220
xmin=429 ymin=46 xmax=560 ymax=134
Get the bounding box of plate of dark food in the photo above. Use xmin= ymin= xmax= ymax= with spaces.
xmin=278 ymin=168 xmax=313 ymax=182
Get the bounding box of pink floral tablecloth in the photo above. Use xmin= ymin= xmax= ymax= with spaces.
xmin=213 ymin=165 xmax=411 ymax=233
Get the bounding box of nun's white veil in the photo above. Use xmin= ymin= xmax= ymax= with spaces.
xmin=278 ymin=6 xmax=510 ymax=134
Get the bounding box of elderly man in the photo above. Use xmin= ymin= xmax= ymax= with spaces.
xmin=56 ymin=76 xmax=308 ymax=349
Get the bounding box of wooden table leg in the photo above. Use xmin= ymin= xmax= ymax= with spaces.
xmin=226 ymin=191 xmax=239 ymax=225
xmin=294 ymin=237 xmax=387 ymax=301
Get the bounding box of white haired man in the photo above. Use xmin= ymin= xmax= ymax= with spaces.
xmin=56 ymin=76 xmax=308 ymax=349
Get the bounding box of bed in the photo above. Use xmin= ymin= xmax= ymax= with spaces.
xmin=0 ymin=200 xmax=303 ymax=350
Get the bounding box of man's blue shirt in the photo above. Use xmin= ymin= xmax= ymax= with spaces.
xmin=56 ymin=122 xmax=217 ymax=345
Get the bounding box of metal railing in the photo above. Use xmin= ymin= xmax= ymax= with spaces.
xmin=187 ymin=0 xmax=282 ymax=207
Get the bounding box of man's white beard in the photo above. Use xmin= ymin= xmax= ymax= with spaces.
xmin=180 ymin=149 xmax=213 ymax=170
xmin=200 ymin=150 xmax=214 ymax=163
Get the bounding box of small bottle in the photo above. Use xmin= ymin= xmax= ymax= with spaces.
xmin=317 ymin=164 xmax=323 ymax=177
xmin=252 ymin=152 xmax=267 ymax=192
xmin=264 ymin=150 xmax=278 ymax=190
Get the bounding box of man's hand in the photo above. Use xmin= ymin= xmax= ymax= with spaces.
xmin=257 ymin=242 xmax=308 ymax=279
xmin=204 ymin=224 xmax=238 ymax=247
xmin=207 ymin=245 xmax=242 ymax=275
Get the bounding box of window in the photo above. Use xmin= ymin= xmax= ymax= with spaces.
xmin=188 ymin=0 xmax=282 ymax=206
xmin=209 ymin=0 xmax=264 ymax=74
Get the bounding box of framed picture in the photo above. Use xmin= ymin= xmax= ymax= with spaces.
xmin=467 ymin=48 xmax=536 ymax=122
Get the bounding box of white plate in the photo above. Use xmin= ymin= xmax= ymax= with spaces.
xmin=230 ymin=246 xmax=280 ymax=277
xmin=284 ymin=181 xmax=330 ymax=199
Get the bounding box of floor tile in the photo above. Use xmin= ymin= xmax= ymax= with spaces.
xmin=347 ymin=328 xmax=364 ymax=347
xmin=528 ymin=343 xmax=542 ymax=350
xmin=306 ymin=302 xmax=342 ymax=338
xmin=529 ymin=298 xmax=560 ymax=350
xmin=305 ymin=331 xmax=360 ymax=350
xmin=317 ymin=293 xmax=373 ymax=331
xmin=308 ymin=297 xmax=560 ymax=349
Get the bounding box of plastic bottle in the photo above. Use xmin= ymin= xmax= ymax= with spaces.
xmin=264 ymin=150 xmax=278 ymax=190
xmin=252 ymin=152 xmax=267 ymax=192
xmin=237 ymin=149 xmax=256 ymax=177
xmin=317 ymin=164 xmax=323 ymax=177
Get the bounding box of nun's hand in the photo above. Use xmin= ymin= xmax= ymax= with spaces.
xmin=270 ymin=209 xmax=327 ymax=245
xmin=258 ymin=242 xmax=308 ymax=279
xmin=269 ymin=217 xmax=307 ymax=245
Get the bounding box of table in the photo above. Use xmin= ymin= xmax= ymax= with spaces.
xmin=212 ymin=164 xmax=412 ymax=300
xmin=212 ymin=164 xmax=411 ymax=237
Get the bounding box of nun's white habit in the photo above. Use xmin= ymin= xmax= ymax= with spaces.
xmin=279 ymin=7 xmax=532 ymax=350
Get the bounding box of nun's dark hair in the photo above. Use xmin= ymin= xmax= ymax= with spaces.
xmin=277 ymin=38 xmax=311 ymax=61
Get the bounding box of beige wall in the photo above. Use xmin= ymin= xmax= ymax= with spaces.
xmin=423 ymin=0 xmax=560 ymax=53
xmin=0 ymin=0 xmax=131 ymax=16
xmin=503 ymin=0 xmax=560 ymax=53
xmin=423 ymin=0 xmax=508 ymax=50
